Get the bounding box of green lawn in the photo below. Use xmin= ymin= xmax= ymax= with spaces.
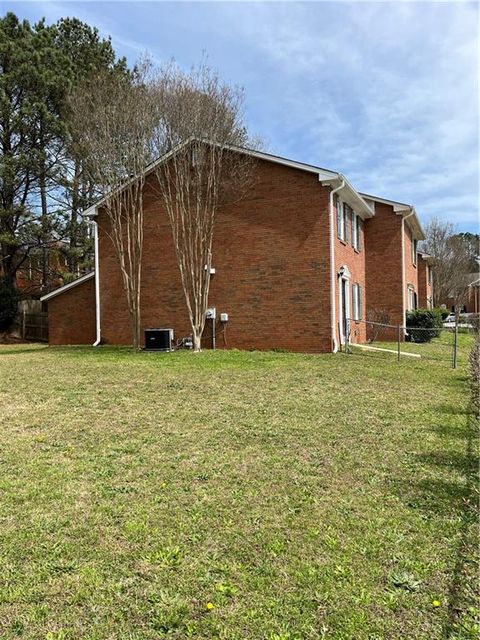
xmin=0 ymin=343 xmax=478 ymax=639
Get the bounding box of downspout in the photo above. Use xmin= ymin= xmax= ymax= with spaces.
xmin=92 ymin=216 xmax=101 ymax=346
xmin=401 ymin=208 xmax=415 ymax=327
xmin=329 ymin=177 xmax=345 ymax=353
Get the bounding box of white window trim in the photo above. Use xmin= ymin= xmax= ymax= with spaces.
xmin=407 ymin=285 xmax=416 ymax=311
xmin=337 ymin=198 xmax=345 ymax=241
xmin=412 ymin=239 xmax=418 ymax=266
xmin=338 ymin=266 xmax=351 ymax=344
xmin=352 ymin=283 xmax=361 ymax=321
xmin=352 ymin=213 xmax=360 ymax=251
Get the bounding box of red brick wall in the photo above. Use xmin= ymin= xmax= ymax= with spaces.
xmin=417 ymin=258 xmax=432 ymax=308
xmin=334 ymin=203 xmax=366 ymax=345
xmin=403 ymin=222 xmax=419 ymax=310
xmin=364 ymin=202 xmax=404 ymax=328
xmin=47 ymin=277 xmax=96 ymax=345
xmin=97 ymin=160 xmax=333 ymax=353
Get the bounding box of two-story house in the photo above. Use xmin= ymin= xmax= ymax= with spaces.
xmin=41 ymin=143 xmax=429 ymax=352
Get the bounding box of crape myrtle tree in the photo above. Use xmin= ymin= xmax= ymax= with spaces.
xmin=422 ymin=218 xmax=475 ymax=315
xmin=68 ymin=62 xmax=157 ymax=349
xmin=151 ymin=62 xmax=255 ymax=351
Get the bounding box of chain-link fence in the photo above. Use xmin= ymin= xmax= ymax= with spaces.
xmin=343 ymin=318 xmax=474 ymax=368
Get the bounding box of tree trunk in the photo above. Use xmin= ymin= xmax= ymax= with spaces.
xmin=39 ymin=125 xmax=49 ymax=291
xmin=192 ymin=328 xmax=202 ymax=352
xmin=69 ymin=161 xmax=81 ymax=275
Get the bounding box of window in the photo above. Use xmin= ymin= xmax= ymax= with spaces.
xmin=407 ymin=285 xmax=416 ymax=311
xmin=352 ymin=213 xmax=361 ymax=251
xmin=352 ymin=283 xmax=362 ymax=321
xmin=337 ymin=198 xmax=344 ymax=241
xmin=337 ymin=199 xmax=351 ymax=243
xmin=412 ymin=239 xmax=418 ymax=266
xmin=343 ymin=204 xmax=351 ymax=244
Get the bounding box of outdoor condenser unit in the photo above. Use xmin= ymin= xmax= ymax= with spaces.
xmin=144 ymin=328 xmax=173 ymax=351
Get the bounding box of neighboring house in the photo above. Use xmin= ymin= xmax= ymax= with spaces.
xmin=466 ymin=273 xmax=480 ymax=313
xmin=417 ymin=252 xmax=434 ymax=309
xmin=41 ymin=143 xmax=428 ymax=352
xmin=15 ymin=243 xmax=69 ymax=298
xmin=443 ymin=272 xmax=480 ymax=313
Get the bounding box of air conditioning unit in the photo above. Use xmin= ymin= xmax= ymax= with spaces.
xmin=144 ymin=328 xmax=173 ymax=351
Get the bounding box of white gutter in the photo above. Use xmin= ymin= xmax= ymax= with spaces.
xmin=401 ymin=208 xmax=415 ymax=325
xmin=328 ymin=178 xmax=345 ymax=353
xmin=92 ymin=217 xmax=101 ymax=346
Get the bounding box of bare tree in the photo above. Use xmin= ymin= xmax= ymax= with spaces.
xmin=68 ymin=62 xmax=157 ymax=349
xmin=422 ymin=218 xmax=474 ymax=315
xmin=150 ymin=62 xmax=255 ymax=351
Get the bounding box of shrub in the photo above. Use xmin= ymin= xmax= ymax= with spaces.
xmin=406 ymin=308 xmax=442 ymax=343
xmin=469 ymin=313 xmax=480 ymax=335
xmin=0 ymin=277 xmax=18 ymax=331
xmin=434 ymin=307 xmax=450 ymax=321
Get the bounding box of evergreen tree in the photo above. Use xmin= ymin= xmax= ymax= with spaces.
xmin=0 ymin=11 xmax=129 ymax=291
xmin=53 ymin=18 xmax=128 ymax=276
xmin=0 ymin=13 xmax=39 ymax=285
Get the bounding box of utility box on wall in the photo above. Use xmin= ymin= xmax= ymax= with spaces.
xmin=144 ymin=328 xmax=173 ymax=351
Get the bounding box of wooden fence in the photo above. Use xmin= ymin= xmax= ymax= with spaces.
xmin=11 ymin=311 xmax=48 ymax=342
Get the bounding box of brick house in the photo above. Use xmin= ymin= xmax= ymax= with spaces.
xmin=41 ymin=144 xmax=428 ymax=352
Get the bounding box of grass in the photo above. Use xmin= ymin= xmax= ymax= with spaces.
xmin=0 ymin=341 xmax=478 ymax=639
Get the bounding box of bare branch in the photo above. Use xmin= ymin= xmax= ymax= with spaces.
xmin=68 ymin=61 xmax=157 ymax=348
xmin=150 ymin=61 xmax=257 ymax=351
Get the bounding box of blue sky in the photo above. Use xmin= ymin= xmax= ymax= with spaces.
xmin=4 ymin=1 xmax=479 ymax=232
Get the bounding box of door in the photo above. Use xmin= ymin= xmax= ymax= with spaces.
xmin=340 ymin=277 xmax=348 ymax=343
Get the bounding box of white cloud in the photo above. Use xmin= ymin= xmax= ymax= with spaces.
xmin=222 ymin=1 xmax=478 ymax=230
xmin=8 ymin=0 xmax=479 ymax=230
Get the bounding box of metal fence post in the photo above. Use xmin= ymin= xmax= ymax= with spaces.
xmin=452 ymin=319 xmax=458 ymax=369
xmin=397 ymin=324 xmax=401 ymax=363
xmin=21 ymin=310 xmax=26 ymax=340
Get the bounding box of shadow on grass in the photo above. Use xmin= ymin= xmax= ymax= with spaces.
xmin=391 ymin=400 xmax=479 ymax=638
xmin=0 ymin=345 xmax=48 ymax=356
xmin=441 ymin=407 xmax=479 ymax=639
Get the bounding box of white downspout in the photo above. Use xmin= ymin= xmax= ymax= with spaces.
xmin=92 ymin=217 xmax=101 ymax=346
xmin=329 ymin=177 xmax=345 ymax=353
xmin=401 ymin=208 xmax=415 ymax=327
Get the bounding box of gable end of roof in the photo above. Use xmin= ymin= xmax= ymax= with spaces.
xmin=40 ymin=272 xmax=95 ymax=302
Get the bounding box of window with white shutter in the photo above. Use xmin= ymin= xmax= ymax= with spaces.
xmin=352 ymin=283 xmax=362 ymax=321
xmin=352 ymin=213 xmax=361 ymax=251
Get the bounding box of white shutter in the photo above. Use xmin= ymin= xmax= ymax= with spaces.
xmin=337 ymin=199 xmax=342 ymax=239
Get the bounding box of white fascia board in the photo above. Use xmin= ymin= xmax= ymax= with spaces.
xmin=403 ymin=209 xmax=425 ymax=241
xmin=320 ymin=174 xmax=374 ymax=219
xmin=80 ymin=139 xmax=340 ymax=218
xmin=359 ymin=192 xmax=411 ymax=210
xmin=40 ymin=271 xmax=95 ymax=302
xmin=360 ymin=192 xmax=425 ymax=240
xmin=83 ymin=205 xmax=97 ymax=218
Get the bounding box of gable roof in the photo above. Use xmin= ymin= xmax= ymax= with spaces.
xmin=359 ymin=192 xmax=425 ymax=240
xmin=81 ymin=138 xmax=424 ymax=235
xmin=82 ymin=139 xmax=375 ymax=219
xmin=40 ymin=271 xmax=94 ymax=302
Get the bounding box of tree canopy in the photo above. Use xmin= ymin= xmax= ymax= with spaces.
xmin=0 ymin=11 xmax=128 ymax=290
